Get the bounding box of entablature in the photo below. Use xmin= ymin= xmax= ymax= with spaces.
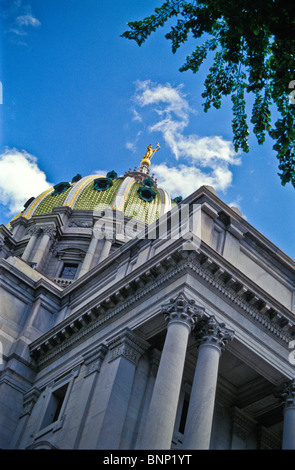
xmin=29 ymin=236 xmax=295 ymax=369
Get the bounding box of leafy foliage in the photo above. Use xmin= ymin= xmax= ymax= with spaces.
xmin=122 ymin=0 xmax=295 ymax=187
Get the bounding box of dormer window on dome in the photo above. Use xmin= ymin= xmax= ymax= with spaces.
xmin=142 ymin=177 xmax=154 ymax=188
xmin=93 ymin=177 xmax=113 ymax=191
xmin=173 ymin=196 xmax=183 ymax=204
xmin=52 ymin=182 xmax=71 ymax=196
xmin=24 ymin=197 xmax=35 ymax=209
xmin=72 ymin=174 xmax=82 ymax=183
xmin=137 ymin=176 xmax=157 ymax=202
xmin=106 ymin=170 xmax=118 ymax=179
xmin=137 ymin=186 xmax=157 ymax=202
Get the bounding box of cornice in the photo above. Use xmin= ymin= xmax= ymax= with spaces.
xmin=0 ymin=256 xmax=63 ymax=300
xmin=29 ymin=241 xmax=295 ymax=368
xmin=196 ymin=243 xmax=295 ymax=333
xmin=58 ymin=186 xmax=295 ymax=302
xmin=183 ymin=185 xmax=295 ymax=273
xmin=0 ymin=224 xmax=17 ymax=248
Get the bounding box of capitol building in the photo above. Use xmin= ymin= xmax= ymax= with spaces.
xmin=0 ymin=145 xmax=295 ymax=450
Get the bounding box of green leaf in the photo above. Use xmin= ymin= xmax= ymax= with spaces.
xmin=122 ymin=0 xmax=295 ymax=188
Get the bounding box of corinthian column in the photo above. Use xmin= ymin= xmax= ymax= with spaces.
xmin=281 ymin=379 xmax=295 ymax=449
xmin=139 ymin=293 xmax=204 ymax=450
xmin=78 ymin=235 xmax=99 ymax=278
xmin=31 ymin=225 xmax=56 ymax=268
xmin=99 ymin=231 xmax=113 ymax=262
xmin=182 ymin=316 xmax=234 ymax=449
xmin=21 ymin=227 xmax=40 ymax=262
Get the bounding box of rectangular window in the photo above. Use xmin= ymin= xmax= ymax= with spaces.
xmin=34 ymin=365 xmax=80 ymax=439
xmin=60 ymin=263 xmax=78 ymax=279
xmin=41 ymin=383 xmax=68 ymax=429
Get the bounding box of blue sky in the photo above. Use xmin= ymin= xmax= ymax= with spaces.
xmin=0 ymin=0 xmax=294 ymax=260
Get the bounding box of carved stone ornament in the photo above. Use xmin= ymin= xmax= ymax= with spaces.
xmin=257 ymin=425 xmax=281 ymax=449
xmin=69 ymin=219 xmax=93 ymax=228
xmin=231 ymin=406 xmax=256 ymax=441
xmin=107 ymin=328 xmax=150 ymax=365
xmin=195 ymin=315 xmax=234 ymax=352
xmin=27 ymin=226 xmax=41 ymax=237
xmin=40 ymin=225 xmax=56 ymax=238
xmin=22 ymin=388 xmax=41 ymax=416
xmin=83 ymin=344 xmax=108 ymax=377
xmin=161 ymin=292 xmax=205 ymax=331
xmin=280 ymin=378 xmax=295 ymax=409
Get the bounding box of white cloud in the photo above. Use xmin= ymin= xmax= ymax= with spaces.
xmin=0 ymin=149 xmax=51 ymax=214
xmin=134 ymin=80 xmax=191 ymax=122
xmin=126 ymin=142 xmax=137 ymax=152
xmin=131 ymin=108 xmax=142 ymax=123
xmin=153 ymin=163 xmax=233 ymax=198
xmin=131 ymin=80 xmax=241 ymax=194
xmin=16 ymin=14 xmax=41 ymax=28
xmin=92 ymin=170 xmax=107 ymax=177
xmin=125 ymin=130 xmax=143 ymax=154
xmin=2 ymin=1 xmax=41 ymax=42
xmin=226 ymin=195 xmax=246 ymax=218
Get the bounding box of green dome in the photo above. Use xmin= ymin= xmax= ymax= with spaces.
xmin=10 ymin=171 xmax=178 ymax=226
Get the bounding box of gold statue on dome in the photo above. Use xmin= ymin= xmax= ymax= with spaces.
xmin=140 ymin=143 xmax=160 ymax=167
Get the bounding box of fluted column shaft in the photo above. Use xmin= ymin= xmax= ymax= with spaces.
xmin=182 ymin=316 xmax=234 ymax=449
xmin=282 ymin=379 xmax=295 ymax=449
xmin=139 ymin=293 xmax=203 ymax=450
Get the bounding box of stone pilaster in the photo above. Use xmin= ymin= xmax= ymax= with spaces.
xmin=73 ymin=344 xmax=108 ymax=448
xmin=83 ymin=344 xmax=108 ymax=377
xmin=182 ymin=315 xmax=234 ymax=449
xmin=107 ymin=328 xmax=150 ymax=366
xmin=22 ymin=388 xmax=41 ymax=417
xmin=230 ymin=406 xmax=256 ymax=449
xmin=135 ymin=349 xmax=161 ymax=448
xmin=94 ymin=328 xmax=150 ymax=449
xmin=9 ymin=387 xmax=41 ymax=449
xmin=257 ymin=425 xmax=281 ymax=450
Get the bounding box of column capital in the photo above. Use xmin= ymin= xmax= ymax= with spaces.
xmin=40 ymin=224 xmax=57 ymax=239
xmin=82 ymin=343 xmax=108 ymax=377
xmin=27 ymin=226 xmax=41 ymax=236
xmin=161 ymin=292 xmax=205 ymax=331
xmin=22 ymin=387 xmax=41 ymax=417
xmin=195 ymin=315 xmax=234 ymax=353
xmin=107 ymin=328 xmax=150 ymax=365
xmin=281 ymin=378 xmax=295 ymax=410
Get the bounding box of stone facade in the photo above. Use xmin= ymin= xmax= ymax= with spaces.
xmin=0 ymin=182 xmax=295 ymax=450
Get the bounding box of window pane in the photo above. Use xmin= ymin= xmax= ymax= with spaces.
xmin=61 ymin=263 xmax=78 ymax=279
